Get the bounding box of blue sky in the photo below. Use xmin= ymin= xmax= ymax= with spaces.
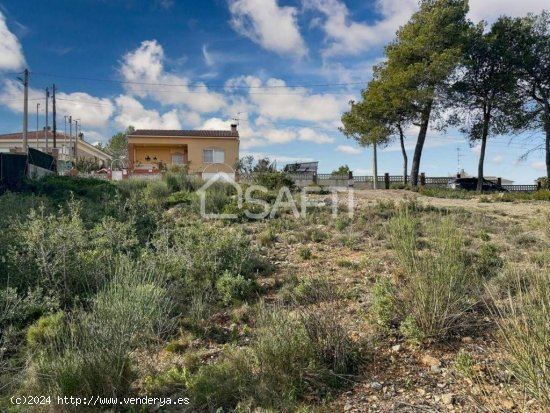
xmin=0 ymin=0 xmax=547 ymax=183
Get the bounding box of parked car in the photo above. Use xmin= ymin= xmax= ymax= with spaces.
xmin=447 ymin=177 xmax=508 ymax=192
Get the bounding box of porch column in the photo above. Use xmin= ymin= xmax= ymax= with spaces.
xmin=128 ymin=143 xmax=135 ymax=170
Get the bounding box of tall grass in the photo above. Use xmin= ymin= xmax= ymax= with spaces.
xmin=28 ymin=259 xmax=174 ymax=399
xmin=490 ymin=266 xmax=550 ymax=408
xmin=389 ymin=211 xmax=478 ymax=340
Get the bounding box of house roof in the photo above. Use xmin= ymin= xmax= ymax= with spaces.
xmin=129 ymin=129 xmax=239 ymax=138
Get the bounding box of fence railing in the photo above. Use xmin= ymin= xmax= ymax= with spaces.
xmin=284 ymin=172 xmax=541 ymax=192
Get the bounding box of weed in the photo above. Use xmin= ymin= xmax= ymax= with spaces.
xmin=369 ymin=278 xmax=396 ymax=332
xmin=298 ymin=246 xmax=313 ymax=260
xmin=454 ymin=349 xmax=475 ymax=378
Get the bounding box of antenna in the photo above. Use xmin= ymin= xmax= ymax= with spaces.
xmin=232 ymin=111 xmax=247 ymax=127
xmin=456 ymin=147 xmax=463 ymax=175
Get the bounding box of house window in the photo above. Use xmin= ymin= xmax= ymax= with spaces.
xmin=171 ymin=153 xmax=185 ymax=165
xmin=203 ymin=148 xmax=225 ymax=163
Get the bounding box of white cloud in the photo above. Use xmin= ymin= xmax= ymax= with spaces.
xmin=56 ymin=92 xmax=114 ymax=128
xmin=492 ymin=154 xmax=504 ymax=164
xmin=0 ymin=12 xmax=26 ymax=71
xmin=226 ymin=76 xmax=351 ymax=124
xmin=82 ymin=130 xmax=105 ymax=145
xmin=0 ymin=80 xmax=114 ymax=128
xmin=472 ymin=144 xmax=482 ymax=155
xmin=304 ymin=0 xmax=417 ymax=57
xmin=120 ymin=40 xmax=226 ymax=113
xmin=532 ymin=161 xmax=547 ymax=172
xmin=229 ymin=0 xmax=307 ymax=58
xmin=297 ymin=127 xmax=334 ymax=144
xmin=336 ymin=145 xmax=362 ymax=155
xmin=469 ymin=0 xmax=547 ymax=23
xmin=114 ymin=95 xmax=181 ymax=129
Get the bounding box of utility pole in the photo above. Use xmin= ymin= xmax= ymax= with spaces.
xmin=64 ymin=115 xmax=68 ymax=159
xmin=74 ymin=119 xmax=80 ymax=161
xmin=36 ymin=103 xmax=40 ymax=149
xmin=68 ymin=116 xmax=73 ymax=161
xmin=52 ymin=84 xmax=57 ymax=148
xmin=45 ymin=87 xmax=49 ymax=152
xmin=19 ymin=69 xmax=29 ymax=152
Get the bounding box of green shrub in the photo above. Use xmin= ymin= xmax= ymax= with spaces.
xmin=164 ymin=191 xmax=194 ymax=208
xmin=0 ymin=287 xmax=58 ymax=333
xmin=335 ymin=259 xmax=360 ymax=270
xmin=26 ymin=311 xmax=65 ymax=350
xmin=399 ymin=315 xmax=425 ymax=345
xmin=280 ymin=276 xmax=335 ymax=305
xmin=188 ymin=352 xmax=250 ymax=411
xmin=473 ymin=243 xmax=503 ymax=279
xmin=216 ymin=272 xmax=255 ymax=305
xmin=491 ymin=266 xmax=550 ymax=408
xmin=369 ymin=278 xmax=396 ymax=331
xmin=29 ymin=260 xmax=174 ymax=398
xmin=253 ymin=172 xmax=295 ymax=191
xmin=143 ymin=366 xmax=190 ymax=395
xmin=453 ymin=349 xmax=475 ymax=378
xmin=335 ymin=217 xmax=351 ymax=231
xmin=257 ymin=228 xmax=277 ymax=247
xmin=164 ymin=171 xmax=202 ymax=193
xmin=298 ymin=246 xmax=312 ymax=260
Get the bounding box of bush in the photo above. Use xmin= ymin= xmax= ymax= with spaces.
xmin=164 ymin=191 xmax=194 ymax=208
xmin=491 ymin=266 xmax=550 ymax=408
xmin=28 ymin=259 xmax=174 ymax=398
xmin=188 ymin=351 xmax=250 ymax=411
xmin=216 ymin=272 xmax=255 ymax=305
xmin=389 ymin=211 xmax=478 ymax=340
xmin=164 ymin=171 xmax=202 ymax=193
xmin=369 ymin=278 xmax=396 ymax=331
xmin=26 ymin=311 xmax=65 ymax=350
xmin=298 ymin=246 xmax=312 ymax=260
xmin=150 ymin=225 xmax=266 ymax=300
xmin=253 ymin=172 xmax=295 ymax=191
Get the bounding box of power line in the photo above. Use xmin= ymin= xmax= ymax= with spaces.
xmin=31 ymin=71 xmax=368 ymax=90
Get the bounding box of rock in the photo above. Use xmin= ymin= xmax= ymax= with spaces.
xmin=462 ymin=336 xmax=474 ymax=343
xmin=431 ymin=365 xmax=441 ymax=373
xmin=442 ymin=393 xmax=455 ymax=405
xmin=500 ymin=399 xmax=515 ymax=410
xmin=370 ymin=381 xmax=383 ymax=391
xmin=421 ymin=355 xmax=441 ymax=368
xmin=392 ymin=344 xmax=402 ymax=352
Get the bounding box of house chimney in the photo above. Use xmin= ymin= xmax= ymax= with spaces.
xmin=231 ymin=123 xmax=238 ymax=133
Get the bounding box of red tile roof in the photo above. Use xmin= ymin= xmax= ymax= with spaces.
xmin=129 ymin=129 xmax=239 ymax=138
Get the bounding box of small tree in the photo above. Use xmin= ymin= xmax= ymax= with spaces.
xmin=105 ymin=126 xmax=135 ymax=164
xmin=340 ymin=84 xmax=392 ymax=189
xmin=507 ymin=13 xmax=550 ymax=189
xmin=331 ymin=165 xmax=350 ymax=176
xmin=448 ymin=20 xmax=526 ymax=192
xmin=382 ymin=0 xmax=470 ymax=187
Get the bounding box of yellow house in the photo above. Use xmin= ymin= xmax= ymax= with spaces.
xmin=128 ymin=125 xmax=239 ymax=178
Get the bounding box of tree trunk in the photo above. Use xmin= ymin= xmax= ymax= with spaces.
xmin=410 ymin=101 xmax=433 ymax=187
xmin=477 ymin=113 xmax=491 ymax=192
xmin=397 ymin=124 xmax=408 ymax=185
xmin=544 ymin=104 xmax=550 ymax=190
xmin=372 ymin=142 xmax=378 ymax=190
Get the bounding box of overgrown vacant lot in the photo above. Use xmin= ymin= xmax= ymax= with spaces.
xmin=1 ymin=175 xmax=549 ymax=413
